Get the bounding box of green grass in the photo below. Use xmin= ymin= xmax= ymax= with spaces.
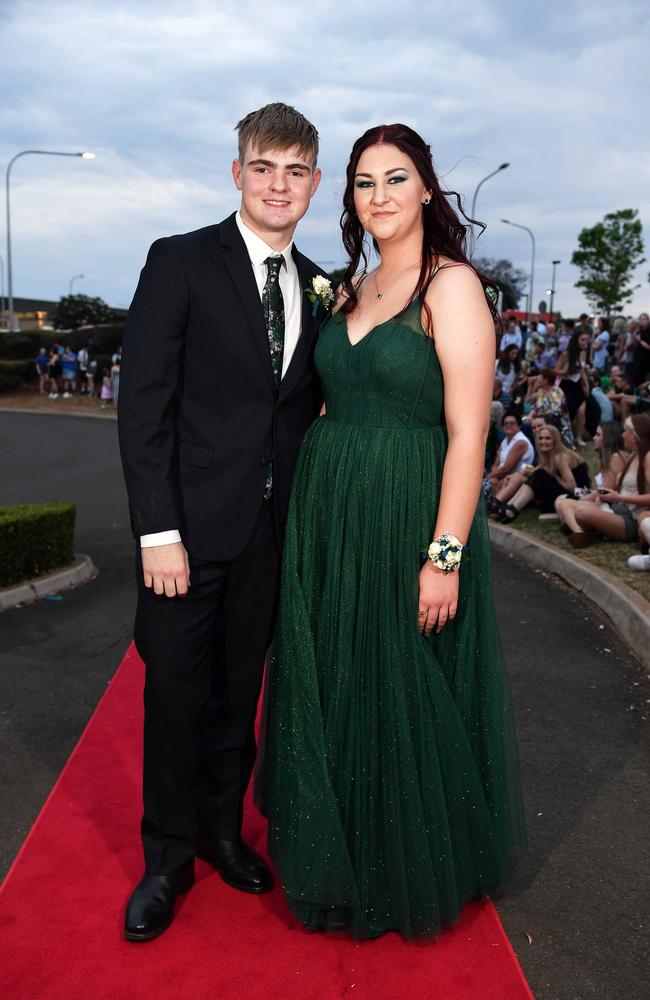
xmin=508 ymin=506 xmax=650 ymax=604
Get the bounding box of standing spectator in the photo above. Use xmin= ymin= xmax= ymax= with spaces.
xmin=47 ymin=348 xmax=61 ymax=398
xmin=111 ymin=358 xmax=121 ymax=410
xmin=557 ymin=319 xmax=573 ymax=353
xmin=499 ymin=317 xmax=523 ymax=353
xmin=556 ymin=330 xmax=590 ymax=445
xmin=86 ymin=358 xmax=97 ymax=398
xmin=34 ymin=348 xmax=49 ymax=395
xmin=78 ymin=345 xmax=89 ymax=393
xmin=590 ymin=317 xmax=610 ymax=374
xmin=495 ymin=345 xmax=522 ymax=407
xmin=100 ymin=369 xmax=113 ymax=409
xmin=111 ymin=344 xmax=123 ymax=365
xmin=632 ymin=312 xmax=650 ymax=387
xmin=578 ymin=313 xmax=593 ymax=337
xmin=618 ymin=318 xmax=638 ymax=377
xmin=61 ymin=347 xmax=79 ymax=398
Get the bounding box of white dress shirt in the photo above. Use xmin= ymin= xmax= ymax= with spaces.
xmin=140 ymin=212 xmax=303 ymax=549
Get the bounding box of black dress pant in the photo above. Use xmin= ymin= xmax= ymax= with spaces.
xmin=134 ymin=500 xmax=280 ymax=874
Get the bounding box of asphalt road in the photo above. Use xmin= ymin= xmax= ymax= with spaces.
xmin=1 ymin=411 xmax=648 ymax=1000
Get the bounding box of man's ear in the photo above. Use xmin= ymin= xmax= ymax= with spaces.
xmin=310 ymin=166 xmax=322 ymax=198
xmin=232 ymin=159 xmax=243 ymax=190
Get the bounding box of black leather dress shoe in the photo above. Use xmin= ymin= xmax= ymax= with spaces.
xmin=198 ymin=838 xmax=274 ymax=894
xmin=124 ymin=862 xmax=194 ymax=942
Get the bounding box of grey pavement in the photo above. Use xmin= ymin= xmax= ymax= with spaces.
xmin=1 ymin=411 xmax=648 ymax=1000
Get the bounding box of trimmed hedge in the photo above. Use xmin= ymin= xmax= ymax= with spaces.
xmin=0 ymin=359 xmax=36 ymax=393
xmin=0 ymin=503 xmax=76 ymax=588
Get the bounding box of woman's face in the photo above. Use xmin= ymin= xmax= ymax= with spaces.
xmin=638 ymin=313 xmax=649 ymax=329
xmin=593 ymin=425 xmax=603 ymax=449
xmin=508 ymin=346 xmax=519 ymax=362
xmin=531 ymin=417 xmax=546 ymax=434
xmin=537 ymin=429 xmax=554 ymax=452
xmin=578 ymin=333 xmax=590 ymax=350
xmin=503 ymin=416 xmax=519 ymax=439
xmin=353 ymin=143 xmax=429 ymax=244
xmin=623 ymin=421 xmax=636 ymax=450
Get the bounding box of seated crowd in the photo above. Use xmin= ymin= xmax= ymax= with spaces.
xmin=485 ymin=311 xmax=650 ymax=572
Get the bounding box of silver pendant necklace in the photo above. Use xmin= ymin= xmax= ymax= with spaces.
xmin=373 ymin=263 xmax=420 ymax=300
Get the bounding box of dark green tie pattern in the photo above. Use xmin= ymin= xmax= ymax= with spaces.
xmin=262 ymin=255 xmax=285 ymax=498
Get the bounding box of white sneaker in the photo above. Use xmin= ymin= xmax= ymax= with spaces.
xmin=51 ymin=393 xmax=60 ymax=399
xmin=63 ymin=392 xmax=71 ymax=398
xmin=627 ymin=554 xmax=650 ymax=572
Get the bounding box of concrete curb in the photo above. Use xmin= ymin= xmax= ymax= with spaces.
xmin=0 ymin=555 xmax=98 ymax=612
xmin=489 ymin=522 xmax=650 ymax=670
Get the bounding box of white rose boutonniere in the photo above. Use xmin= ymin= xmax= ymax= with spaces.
xmin=305 ymin=274 xmax=335 ymax=316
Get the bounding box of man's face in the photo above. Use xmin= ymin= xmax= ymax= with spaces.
xmin=232 ymin=143 xmax=321 ymax=245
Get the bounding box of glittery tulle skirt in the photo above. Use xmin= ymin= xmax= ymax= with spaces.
xmin=255 ymin=417 xmax=525 ymax=938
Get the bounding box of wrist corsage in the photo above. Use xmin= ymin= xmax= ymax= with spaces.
xmin=427 ymin=532 xmax=463 ymax=574
xmin=305 ymin=275 xmax=335 ymax=316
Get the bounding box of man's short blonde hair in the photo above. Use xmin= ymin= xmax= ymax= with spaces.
xmin=235 ymin=102 xmax=319 ymax=168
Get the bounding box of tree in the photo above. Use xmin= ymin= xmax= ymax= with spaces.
xmin=571 ymin=209 xmax=645 ymax=316
xmin=472 ymin=257 xmax=527 ymax=311
xmin=52 ymin=294 xmax=116 ymax=330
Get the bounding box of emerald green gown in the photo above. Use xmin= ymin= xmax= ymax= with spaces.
xmin=256 ymin=299 xmax=525 ymax=939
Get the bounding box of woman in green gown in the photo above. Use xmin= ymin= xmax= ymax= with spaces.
xmin=256 ymin=124 xmax=525 ymax=939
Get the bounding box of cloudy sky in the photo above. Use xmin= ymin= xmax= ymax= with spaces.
xmin=3 ymin=0 xmax=649 ymax=315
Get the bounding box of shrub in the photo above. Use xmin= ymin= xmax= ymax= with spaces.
xmin=0 ymin=359 xmax=37 ymax=392
xmin=0 ymin=503 xmax=76 ymax=588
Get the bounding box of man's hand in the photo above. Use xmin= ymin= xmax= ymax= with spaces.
xmin=141 ymin=541 xmax=191 ymax=597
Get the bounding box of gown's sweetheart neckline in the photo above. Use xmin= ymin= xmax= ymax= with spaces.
xmin=332 ymin=303 xmax=424 ymax=350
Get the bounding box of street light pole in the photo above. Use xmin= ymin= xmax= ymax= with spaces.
xmin=69 ymin=273 xmax=84 ymax=296
xmin=549 ymin=259 xmax=561 ymax=318
xmin=6 ymin=149 xmax=95 ymax=332
xmin=471 ymin=163 xmax=510 ymax=222
xmin=0 ymin=252 xmax=5 ymax=328
xmin=502 ymin=219 xmax=536 ymax=325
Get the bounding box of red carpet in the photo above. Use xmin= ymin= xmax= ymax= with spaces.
xmin=0 ymin=645 xmax=534 ymax=1000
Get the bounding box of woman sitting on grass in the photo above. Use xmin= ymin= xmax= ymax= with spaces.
xmin=556 ymin=414 xmax=650 ymax=548
xmin=492 ymin=424 xmax=590 ymax=524
xmin=556 ymin=422 xmax=628 ymax=535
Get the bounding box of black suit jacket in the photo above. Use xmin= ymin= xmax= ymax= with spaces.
xmin=118 ymin=212 xmax=327 ymax=561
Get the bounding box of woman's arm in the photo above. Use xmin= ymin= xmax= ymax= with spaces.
xmin=416 ymin=264 xmax=495 ymax=636
xmin=554 ymin=352 xmax=568 ymax=375
xmin=428 ymin=265 xmax=495 ymax=542
xmin=556 ymin=454 xmax=577 ymax=491
xmin=601 ymin=452 xmax=626 ymax=490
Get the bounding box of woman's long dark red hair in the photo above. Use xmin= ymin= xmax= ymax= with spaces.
xmin=339 ymin=123 xmax=500 ymax=334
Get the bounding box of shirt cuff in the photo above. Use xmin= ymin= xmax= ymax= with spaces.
xmin=140 ymin=530 xmax=182 ymax=548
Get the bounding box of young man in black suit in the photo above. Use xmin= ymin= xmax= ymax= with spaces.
xmin=118 ymin=103 xmax=328 ymax=941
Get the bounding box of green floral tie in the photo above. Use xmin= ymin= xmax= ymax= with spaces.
xmin=262 ymin=255 xmax=285 ymax=498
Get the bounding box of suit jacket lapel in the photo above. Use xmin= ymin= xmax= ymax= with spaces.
xmin=217 ymin=215 xmax=275 ymax=394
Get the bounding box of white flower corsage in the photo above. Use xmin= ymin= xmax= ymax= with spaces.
xmin=427 ymin=532 xmax=463 ymax=574
xmin=305 ymin=275 xmax=334 ymax=315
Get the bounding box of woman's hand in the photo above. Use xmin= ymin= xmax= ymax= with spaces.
xmin=418 ymin=561 xmax=459 ymax=637
xmin=598 ymin=489 xmax=621 ymax=503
